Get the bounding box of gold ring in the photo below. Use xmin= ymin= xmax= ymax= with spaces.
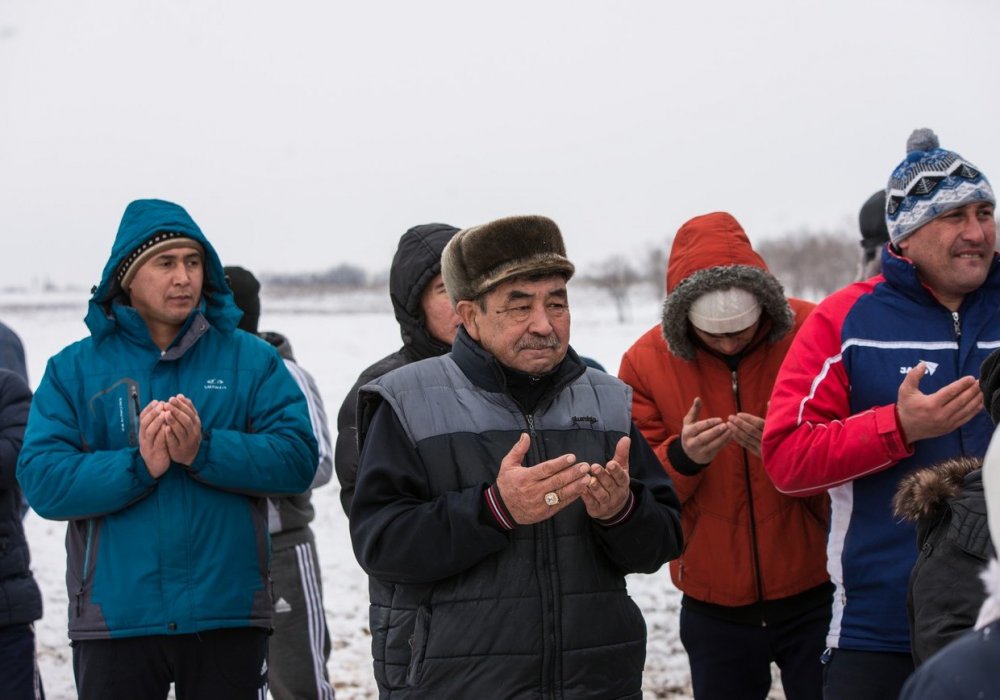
xmin=544 ymin=491 xmax=559 ymax=506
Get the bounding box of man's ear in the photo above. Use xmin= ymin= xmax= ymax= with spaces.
xmin=456 ymin=300 xmax=481 ymax=341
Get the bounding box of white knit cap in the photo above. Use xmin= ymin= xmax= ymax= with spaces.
xmin=688 ymin=288 xmax=762 ymax=334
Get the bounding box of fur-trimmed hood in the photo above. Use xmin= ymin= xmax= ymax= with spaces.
xmin=893 ymin=456 xmax=983 ymax=522
xmin=661 ymin=212 xmax=793 ymax=361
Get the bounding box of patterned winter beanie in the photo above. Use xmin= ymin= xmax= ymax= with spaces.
xmin=886 ymin=128 xmax=995 ymax=245
xmin=117 ymin=231 xmax=204 ymax=291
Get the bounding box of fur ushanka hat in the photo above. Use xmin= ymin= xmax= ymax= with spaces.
xmin=441 ymin=215 xmax=575 ymax=304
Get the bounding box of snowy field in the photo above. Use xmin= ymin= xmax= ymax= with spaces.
xmin=5 ymin=285 xmax=785 ymax=700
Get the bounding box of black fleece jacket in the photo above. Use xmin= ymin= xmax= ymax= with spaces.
xmin=334 ymin=223 xmax=459 ymax=516
xmin=0 ymin=369 xmax=42 ymax=627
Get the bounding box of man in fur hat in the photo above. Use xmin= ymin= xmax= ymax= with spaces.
xmin=16 ymin=199 xmax=318 ymax=699
xmin=763 ymin=129 xmax=1000 ymax=699
xmin=619 ymin=211 xmax=829 ymax=700
xmin=349 ymin=215 xmax=682 ymax=699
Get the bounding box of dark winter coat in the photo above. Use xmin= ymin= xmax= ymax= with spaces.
xmin=0 ymin=370 xmax=41 ymax=627
xmin=16 ymin=198 xmax=318 ymax=640
xmin=334 ymin=223 xmax=458 ymax=516
xmin=349 ymin=329 xmax=683 ymax=699
xmin=893 ymin=456 xmax=994 ymax=665
xmin=898 ymin=559 xmax=1000 ymax=699
xmin=0 ymin=321 xmax=27 ymax=382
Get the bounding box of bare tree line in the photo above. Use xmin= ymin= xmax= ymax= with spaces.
xmin=262 ymin=229 xmax=862 ymax=320
xmin=580 ymin=229 xmax=861 ymax=322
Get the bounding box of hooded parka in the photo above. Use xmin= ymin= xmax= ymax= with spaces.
xmin=16 ymin=199 xmax=318 ymax=640
xmin=619 ymin=212 xmax=829 ymax=609
xmin=334 ymin=223 xmax=459 ymax=516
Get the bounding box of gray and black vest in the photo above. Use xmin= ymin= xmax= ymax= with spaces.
xmin=358 ymin=341 xmax=647 ymax=699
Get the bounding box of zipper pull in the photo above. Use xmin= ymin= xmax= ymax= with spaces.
xmin=731 ymin=370 xmax=738 ymax=396
xmin=129 ymin=386 xmax=141 ymax=446
xmin=952 ymin=311 xmax=961 ymax=339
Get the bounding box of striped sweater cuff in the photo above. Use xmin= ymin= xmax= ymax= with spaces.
xmin=484 ymin=484 xmax=516 ymax=531
xmin=596 ymin=490 xmax=636 ymax=527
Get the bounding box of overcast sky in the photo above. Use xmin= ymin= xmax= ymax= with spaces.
xmin=1 ymin=0 xmax=998 ymax=290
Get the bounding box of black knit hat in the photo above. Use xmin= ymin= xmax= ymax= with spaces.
xmin=224 ymin=266 xmax=261 ymax=334
xmin=859 ymin=190 xmax=890 ymax=255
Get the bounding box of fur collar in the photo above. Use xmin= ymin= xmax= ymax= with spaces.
xmin=893 ymin=456 xmax=982 ymax=522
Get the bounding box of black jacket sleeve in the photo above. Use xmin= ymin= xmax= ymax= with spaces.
xmin=0 ymin=370 xmax=31 ymax=491
xmin=349 ymin=402 xmax=510 ymax=584
xmin=591 ymin=423 xmax=683 ymax=574
xmin=334 ymin=373 xmax=369 ymax=518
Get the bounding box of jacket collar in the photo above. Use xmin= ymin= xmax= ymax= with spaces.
xmin=450 ymin=326 xmax=586 ymax=400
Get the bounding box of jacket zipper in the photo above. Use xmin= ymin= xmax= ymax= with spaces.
xmin=129 ymin=384 xmax=141 ymax=447
xmin=76 ymin=519 xmax=95 ymax=617
xmin=526 ymin=411 xmax=560 ymax=699
xmin=952 ymin=311 xmax=961 ymax=339
xmin=732 ymin=370 xmax=766 ymax=622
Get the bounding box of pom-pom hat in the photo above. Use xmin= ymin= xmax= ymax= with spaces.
xmin=886 ymin=128 xmax=995 ymax=245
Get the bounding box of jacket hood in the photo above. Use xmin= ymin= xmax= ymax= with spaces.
xmin=389 ymin=223 xmax=460 ymax=360
xmin=661 ymin=212 xmax=793 ymax=361
xmin=893 ymin=456 xmax=982 ymax=522
xmin=85 ymin=199 xmax=240 ymax=342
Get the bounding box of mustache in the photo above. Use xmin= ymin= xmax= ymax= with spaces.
xmin=515 ymin=334 xmax=561 ymax=351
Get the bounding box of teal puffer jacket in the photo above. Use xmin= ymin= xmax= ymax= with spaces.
xmin=17 ymin=199 xmax=318 ymax=639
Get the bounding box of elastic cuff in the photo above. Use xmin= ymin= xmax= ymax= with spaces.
xmin=484 ymin=484 xmax=516 ymax=531
xmin=596 ymin=490 xmax=636 ymax=527
xmin=668 ymin=439 xmax=710 ymax=476
xmin=879 ymin=404 xmax=913 ymax=459
xmin=893 ymin=404 xmax=910 ymax=447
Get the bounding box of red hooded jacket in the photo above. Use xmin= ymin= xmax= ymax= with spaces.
xmin=619 ymin=212 xmax=828 ymax=607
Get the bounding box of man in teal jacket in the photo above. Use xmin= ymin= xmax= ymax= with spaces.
xmin=17 ymin=199 xmax=318 ymax=700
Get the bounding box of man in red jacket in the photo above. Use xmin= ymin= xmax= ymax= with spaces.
xmin=619 ymin=211 xmax=830 ymax=700
xmin=762 ymin=129 xmax=997 ymax=700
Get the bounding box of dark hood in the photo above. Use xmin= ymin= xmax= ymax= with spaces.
xmin=661 ymin=212 xmax=793 ymax=361
xmin=85 ymin=199 xmax=240 ymax=343
xmin=389 ymin=222 xmax=460 ymax=360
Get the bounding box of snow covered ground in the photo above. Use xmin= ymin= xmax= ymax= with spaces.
xmin=6 ymin=286 xmax=785 ymax=700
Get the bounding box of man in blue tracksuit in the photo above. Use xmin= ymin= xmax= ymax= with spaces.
xmin=16 ymin=198 xmax=318 ymax=700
